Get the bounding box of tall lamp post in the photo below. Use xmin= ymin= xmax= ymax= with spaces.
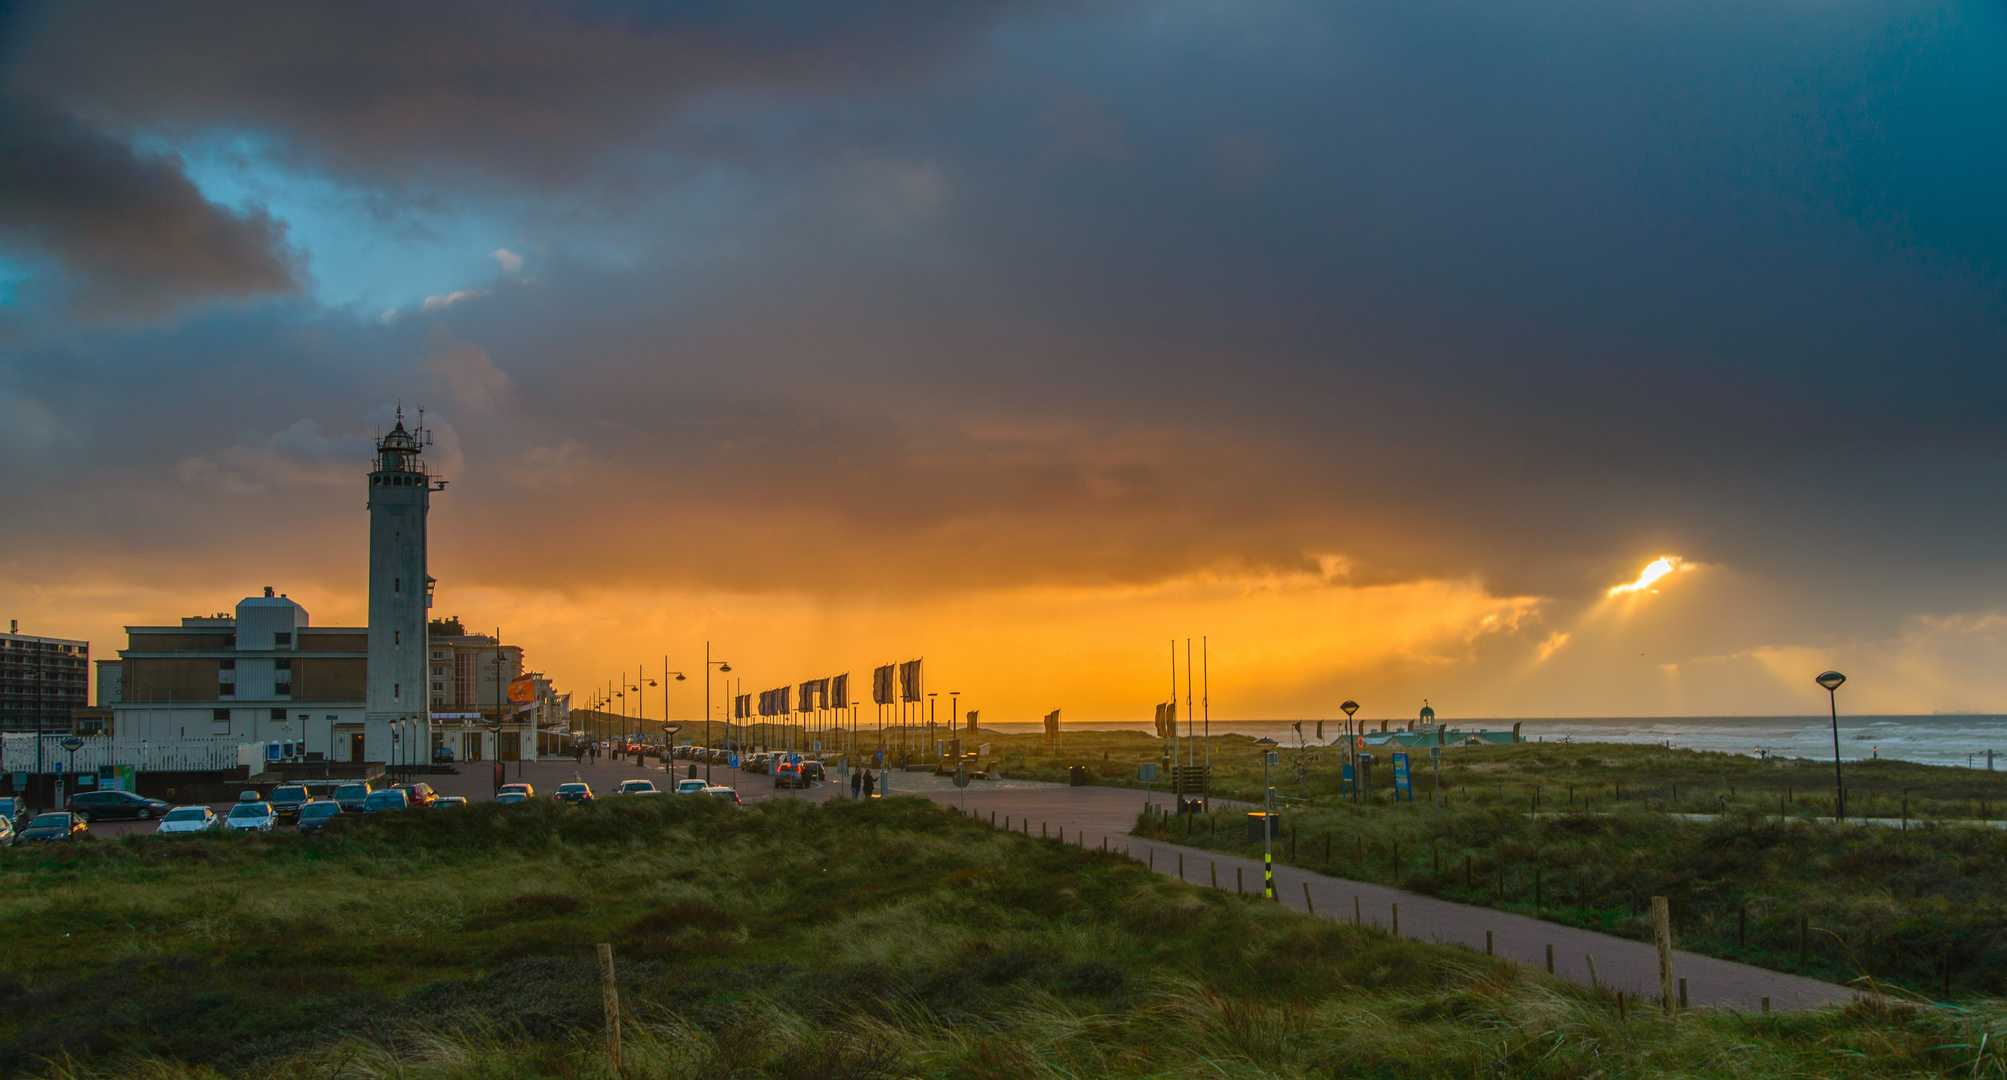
xmin=1817 ymin=670 xmax=1847 ymax=821
xmin=1341 ymin=701 xmax=1360 ymax=804
xmin=703 ymin=642 xmax=731 ymax=784
xmin=1255 ymin=737 xmax=1279 ymax=900
xmin=59 ymin=736 xmax=83 ymax=809
xmin=662 ymin=663 xmax=686 ymax=772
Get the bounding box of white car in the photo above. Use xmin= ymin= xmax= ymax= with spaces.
xmin=224 ymin=801 xmax=276 ymax=832
xmin=156 ymin=806 xmax=219 ymax=834
xmin=674 ymin=779 xmax=708 ymax=795
xmin=701 ymin=786 xmax=742 ymax=807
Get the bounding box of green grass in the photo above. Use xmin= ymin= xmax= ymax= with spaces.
xmin=0 ymin=796 xmax=2002 ymax=1078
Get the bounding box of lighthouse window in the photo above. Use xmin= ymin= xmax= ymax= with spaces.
xmin=394 ymin=682 xmax=401 ymax=699
xmin=394 ymin=578 xmax=400 ymax=593
xmin=394 ymin=630 xmax=401 ymax=645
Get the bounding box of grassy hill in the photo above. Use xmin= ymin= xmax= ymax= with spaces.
xmin=0 ymin=796 xmax=1995 ymax=1078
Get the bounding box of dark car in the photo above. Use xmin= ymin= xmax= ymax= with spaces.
xmin=553 ymin=782 xmax=594 ymax=805
xmin=800 ymin=761 xmax=826 ymax=783
xmin=269 ymin=785 xmax=311 ymax=821
xmin=295 ymin=800 xmax=343 ymax=833
xmin=19 ymin=812 xmax=87 ymax=845
xmin=393 ymin=782 xmax=438 ymax=808
xmin=773 ymin=763 xmax=808 ymax=789
xmin=432 ymin=747 xmax=456 ymax=764
xmin=67 ymin=790 xmax=172 ymax=822
xmin=332 ymin=783 xmax=372 ymax=812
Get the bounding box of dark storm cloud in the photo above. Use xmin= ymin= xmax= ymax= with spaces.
xmin=0 ymin=92 xmax=298 ymax=316
xmin=4 ymin=0 xmax=2006 ymax=647
xmin=9 ymin=0 xmax=1073 ymax=184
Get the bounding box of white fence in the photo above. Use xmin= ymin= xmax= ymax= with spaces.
xmin=0 ymin=733 xmax=241 ymax=774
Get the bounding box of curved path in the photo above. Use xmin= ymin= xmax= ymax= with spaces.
xmin=876 ymin=779 xmax=1856 ymax=1013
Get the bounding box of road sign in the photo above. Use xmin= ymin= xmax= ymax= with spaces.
xmin=1138 ymin=762 xmax=1158 ymax=782
xmin=953 ymin=766 xmax=970 ymax=789
xmin=661 ymin=723 xmax=680 ymax=734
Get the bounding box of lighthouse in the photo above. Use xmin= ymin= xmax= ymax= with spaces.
xmin=365 ymin=410 xmax=441 ymax=754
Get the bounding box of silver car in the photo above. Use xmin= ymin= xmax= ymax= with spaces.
xmin=156 ymin=806 xmax=219 ymax=834
xmin=224 ymin=801 xmax=276 ymax=832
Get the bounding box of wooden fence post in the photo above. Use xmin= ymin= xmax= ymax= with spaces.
xmin=598 ymin=943 xmax=622 ymax=1075
xmin=1653 ymin=896 xmax=1675 ymax=1015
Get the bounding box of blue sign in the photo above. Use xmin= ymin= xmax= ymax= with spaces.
xmin=1340 ymin=761 xmax=1353 ymax=795
xmin=727 ymin=753 xmax=740 ymax=768
xmin=789 ymin=752 xmax=801 ymax=765
xmin=1392 ymin=752 xmax=1412 ymax=803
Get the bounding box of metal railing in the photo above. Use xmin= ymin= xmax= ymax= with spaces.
xmin=0 ymin=733 xmax=241 ymax=774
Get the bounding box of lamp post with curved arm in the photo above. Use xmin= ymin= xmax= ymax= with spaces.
xmin=1817 ymin=671 xmax=1847 ymax=821
xmin=704 ymin=643 xmax=731 ymax=784
xmin=662 ymin=663 xmax=686 ymax=772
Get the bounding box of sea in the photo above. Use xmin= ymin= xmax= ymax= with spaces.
xmin=977 ymin=716 xmax=2007 ymax=769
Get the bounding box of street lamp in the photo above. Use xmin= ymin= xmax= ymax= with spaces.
xmin=661 ymin=666 xmax=686 ymax=772
xmin=1340 ymin=701 xmax=1360 ymax=804
xmin=1817 ymin=670 xmax=1847 ymax=821
xmin=703 ymin=642 xmax=731 ymax=784
xmin=1255 ymin=737 xmax=1280 ymax=900
xmin=59 ymin=736 xmax=83 ymax=809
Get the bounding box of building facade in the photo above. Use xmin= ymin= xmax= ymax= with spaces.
xmin=0 ymin=626 xmax=88 ymax=734
xmin=426 ymin=616 xmax=551 ymax=761
xmin=108 ymin=589 xmax=380 ymax=764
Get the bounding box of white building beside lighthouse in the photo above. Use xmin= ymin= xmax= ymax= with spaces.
xmin=365 ymin=412 xmax=440 ymax=752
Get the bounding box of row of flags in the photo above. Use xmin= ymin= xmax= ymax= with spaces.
xmin=1153 ymin=701 xmax=1178 ymax=738
xmin=750 ymin=671 xmax=857 ymax=717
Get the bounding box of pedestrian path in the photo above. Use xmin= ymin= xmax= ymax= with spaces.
xmin=898 ymin=784 xmax=1855 ymax=1013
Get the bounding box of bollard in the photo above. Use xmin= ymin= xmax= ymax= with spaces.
xmin=1354 ymin=895 xmax=1361 ymax=925
xmin=1179 ymin=852 xmax=1184 ymax=879
xmin=1486 ymin=929 xmax=1493 ymax=956
xmin=1761 ymin=996 xmax=1770 ymax=1013
xmin=1678 ymin=977 xmax=1688 ymax=1010
xmin=1546 ymin=944 xmax=1554 ymax=974
xmin=1238 ymin=866 xmax=1244 ymax=896
xmin=1392 ymin=903 xmax=1399 ymax=936
xmin=1618 ymin=990 xmax=1626 ymax=1020
xmin=1586 ymin=953 xmax=1600 ymax=990
xmin=1149 ymin=849 xmax=1155 ymax=871
xmin=1303 ymin=881 xmax=1315 ymax=915
xmin=1212 ymin=862 xmax=1218 ymax=890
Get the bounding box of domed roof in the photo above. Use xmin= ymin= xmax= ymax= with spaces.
xmin=1419 ymin=703 xmax=1436 ymax=721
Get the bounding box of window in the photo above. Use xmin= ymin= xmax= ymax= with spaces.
xmin=218 ymin=684 xmax=235 ymax=697
xmin=275 ymin=633 xmax=292 ymax=648
xmin=271 ymin=709 xmax=287 ymax=721
xmin=394 ymin=630 xmax=401 ymax=645
xmin=433 ymin=682 xmax=444 ymax=692
xmin=394 ymin=682 xmax=400 ymax=699
xmin=394 ymin=577 xmax=401 ymax=593
xmin=219 ymin=659 xmax=235 ymax=671
xmin=274 ymin=659 xmax=291 ymax=671
xmin=223 ymin=634 xmax=236 ymax=647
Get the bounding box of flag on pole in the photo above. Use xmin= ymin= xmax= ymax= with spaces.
xmin=899 ymin=659 xmax=923 ymax=702
xmin=830 ymin=673 xmax=850 ymax=710
xmin=1043 ymin=708 xmax=1060 ymax=742
xmin=965 ymin=709 xmax=978 ymax=733
xmin=872 ymin=665 xmax=895 ymax=705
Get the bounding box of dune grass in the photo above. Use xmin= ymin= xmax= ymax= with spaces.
xmin=0 ymin=795 xmax=2000 ymax=1078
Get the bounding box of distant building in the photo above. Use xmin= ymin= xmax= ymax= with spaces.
xmin=426 ymin=616 xmax=538 ymax=761
xmin=0 ymin=624 xmax=87 ymax=733
xmin=110 ymin=588 xmax=373 ymax=761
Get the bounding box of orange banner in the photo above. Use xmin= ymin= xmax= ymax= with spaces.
xmin=507 ymin=675 xmax=537 ymax=704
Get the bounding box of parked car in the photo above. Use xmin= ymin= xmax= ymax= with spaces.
xmin=616 ymin=779 xmax=660 ymax=796
xmin=434 ymin=796 xmax=468 ymax=807
xmin=675 ymin=778 xmax=709 ymax=795
xmin=0 ymin=814 xmax=12 ymax=845
xmin=332 ymin=783 xmax=373 ymax=812
xmin=269 ymin=785 xmax=311 ymax=822
xmin=393 ymin=782 xmax=438 ymax=808
xmin=0 ymin=796 xmax=28 ymax=829
xmin=495 ymin=791 xmax=530 ymax=805
xmin=499 ymin=782 xmax=535 ymax=798
xmin=67 ymin=790 xmax=174 ymax=822
xmin=18 ymin=812 xmax=87 ymax=845
xmin=224 ymin=801 xmax=276 ymax=832
xmin=433 ymin=747 xmax=456 ymax=764
xmin=156 ymin=806 xmax=219 ymax=834
xmin=773 ymin=764 xmax=809 ymax=789
xmin=554 ymin=782 xmax=594 ymax=805
xmin=701 ymin=786 xmax=742 ymax=807
xmin=363 ymin=789 xmax=410 ymax=813
xmin=295 ymin=801 xmax=343 ymax=833
xmin=800 ymin=761 xmax=826 ymax=783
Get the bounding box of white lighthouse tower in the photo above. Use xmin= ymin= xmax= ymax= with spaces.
xmin=365 ymin=410 xmax=441 ymax=760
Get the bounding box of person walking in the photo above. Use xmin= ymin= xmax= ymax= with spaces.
xmin=850 ymin=768 xmax=862 ymax=800
xmin=863 ymin=770 xmax=876 ymax=799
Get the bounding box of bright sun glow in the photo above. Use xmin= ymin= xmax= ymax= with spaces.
xmin=1608 ymin=556 xmax=1685 ymax=597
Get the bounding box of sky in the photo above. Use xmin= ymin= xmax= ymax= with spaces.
xmin=2 ymin=0 xmax=2006 ymax=726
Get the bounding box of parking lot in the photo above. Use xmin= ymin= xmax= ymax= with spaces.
xmin=13 ymin=752 xmax=836 ymax=840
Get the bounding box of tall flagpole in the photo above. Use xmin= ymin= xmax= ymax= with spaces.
xmin=1185 ymin=638 xmax=1194 ymax=768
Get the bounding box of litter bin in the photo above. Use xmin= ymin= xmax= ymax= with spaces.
xmin=1246 ymin=811 xmax=1282 ymax=843
xmin=1068 ymin=765 xmax=1090 ymax=786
